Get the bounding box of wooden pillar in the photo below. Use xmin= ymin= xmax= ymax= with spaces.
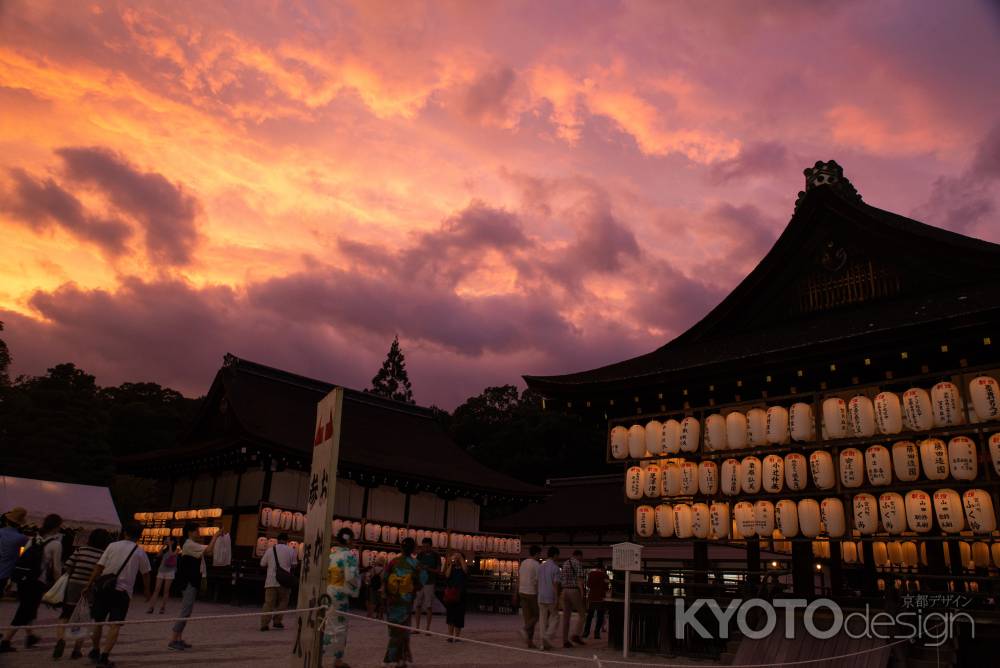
xmin=924 ymin=540 xmax=949 ymax=591
xmin=693 ymin=542 xmax=709 ymax=585
xmin=828 ymin=540 xmax=843 ymax=597
xmin=746 ymin=536 xmax=761 ymax=594
xmin=861 ymin=540 xmax=878 ymax=596
xmin=792 ymin=541 xmax=814 ymax=596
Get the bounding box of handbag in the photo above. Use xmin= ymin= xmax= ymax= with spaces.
xmin=443 ymin=586 xmax=460 ymax=604
xmin=42 ymin=573 xmax=69 ymax=605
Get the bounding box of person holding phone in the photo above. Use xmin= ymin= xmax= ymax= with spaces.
xmin=442 ymin=550 xmax=468 ymax=643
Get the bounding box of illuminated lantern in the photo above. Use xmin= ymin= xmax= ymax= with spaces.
xmin=293 ymin=513 xmax=304 ymax=532
xmin=931 ymin=382 xmax=963 ymax=427
xmin=280 ymin=511 xmax=293 ymax=530
xmin=784 ymin=453 xmax=808 ymax=491
xmin=919 ymin=439 xmax=949 ymax=481
xmin=904 ymin=490 xmax=932 ymax=533
xmin=903 ymin=388 xmax=934 ymax=431
xmin=661 ymin=463 xmax=682 ymax=497
xmin=902 ymin=542 xmax=919 ymax=569
xmin=754 ymin=500 xmax=775 ymax=537
xmin=726 ymin=412 xmax=748 ymax=450
xmin=991 ymin=543 xmax=1000 ymax=568
xmin=673 ymin=504 xmax=694 ymax=539
xmin=879 ymin=493 xmax=907 ymax=534
xmin=270 ymin=509 xmax=283 ymax=528
xmin=789 ymin=402 xmax=814 ymax=442
xmin=963 ymin=489 xmax=997 ymax=533
xmin=643 ymin=464 xmax=661 ymax=498
xmin=776 ymin=499 xmax=799 ymax=538
xmin=698 ymin=461 xmax=719 ymax=495
xmin=654 ymin=504 xmax=674 ymax=538
xmin=812 ymin=541 xmax=830 ymax=559
xmin=381 ymin=525 xmax=392 ymax=542
xmin=680 ymin=462 xmax=699 ymax=495
xmin=887 ymin=541 xmax=903 ymax=566
xmin=947 ymin=437 xmax=977 ymax=480
xmin=874 ymin=391 xmax=904 ymax=435
xmin=747 ymin=408 xmax=768 ymax=446
xmin=822 ymin=398 xmax=849 ymax=439
xmin=720 ymin=459 xmax=741 ymax=496
xmin=704 ymin=414 xmax=727 ymax=451
xmin=809 ymin=450 xmax=836 ymax=490
xmin=848 ymin=396 xmax=876 ymax=438
xmin=645 ymin=420 xmax=664 ymax=455
xmin=734 ymin=502 xmax=755 ymax=537
xmin=710 ymin=502 xmax=730 ymax=539
xmin=365 ymin=523 xmax=379 ymax=542
xmin=691 ymin=503 xmax=711 ymax=539
xmin=972 ymin=542 xmax=990 ymax=569
xmin=821 ymin=498 xmax=846 ymax=537
xmin=990 ymin=433 xmax=1000 ymax=475
xmin=625 ymin=466 xmax=643 ymax=500
xmin=873 ymin=542 xmax=889 ymax=567
xmin=842 ymin=542 xmax=859 ymax=564
xmin=388 ymin=526 xmax=399 ymax=543
xmin=853 ymin=493 xmax=879 ymax=534
xmin=959 ymin=542 xmax=972 ymax=570
xmin=766 ymin=406 xmax=789 ymax=444
xmin=839 ymin=448 xmax=864 ymax=488
xmin=679 ymin=417 xmax=701 ymax=452
xmin=740 ymin=456 xmax=762 ymax=494
xmin=635 ymin=506 xmax=654 ymax=538
xmin=662 ymin=419 xmax=681 ymax=454
xmin=798 ymin=499 xmax=822 ymax=538
xmin=933 ymin=489 xmax=965 ymax=533
xmin=255 ymin=537 xmax=268 ymax=557
xmin=864 ymin=446 xmax=892 ymax=486
xmin=628 ymin=425 xmax=646 ymax=459
xmin=762 ymin=454 xmax=784 ymax=493
xmin=351 ymin=521 xmax=361 ymax=537
xmin=261 ymin=507 xmax=272 ymax=527
xmin=892 ymin=441 xmax=921 ymax=482
xmin=970 ymin=376 xmax=1000 ymax=421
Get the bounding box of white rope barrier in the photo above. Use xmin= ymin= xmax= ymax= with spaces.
xmin=0 ymin=604 xmax=328 ymax=632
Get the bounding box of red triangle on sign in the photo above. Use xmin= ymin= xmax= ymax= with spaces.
xmin=314 ymin=423 xmax=324 ymax=446
xmin=324 ymin=412 xmax=334 ymax=440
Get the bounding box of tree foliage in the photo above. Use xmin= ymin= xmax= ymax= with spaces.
xmin=0 ymin=321 xmax=11 ymax=387
xmin=369 ymin=336 xmax=414 ymax=403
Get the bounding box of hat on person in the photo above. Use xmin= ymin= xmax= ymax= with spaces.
xmin=3 ymin=507 xmax=27 ymax=526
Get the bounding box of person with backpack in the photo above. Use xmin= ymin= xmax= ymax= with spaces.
xmin=167 ymin=523 xmax=217 ymax=651
xmin=259 ymin=532 xmax=297 ymax=631
xmin=0 ymin=507 xmax=29 ymax=597
xmin=53 ymin=528 xmax=111 ymax=659
xmin=148 ymin=536 xmax=179 ymax=614
xmin=82 ymin=522 xmax=151 ymax=668
xmin=0 ymin=513 xmax=63 ymax=653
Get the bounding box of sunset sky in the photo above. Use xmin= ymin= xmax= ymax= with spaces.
xmin=2 ymin=1 xmax=999 ymax=408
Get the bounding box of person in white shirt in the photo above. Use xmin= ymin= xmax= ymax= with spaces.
xmin=167 ymin=523 xmax=217 ymax=651
xmin=0 ymin=513 xmax=63 ymax=653
xmin=515 ymin=545 xmax=542 ymax=649
xmin=259 ymin=532 xmax=297 ymax=631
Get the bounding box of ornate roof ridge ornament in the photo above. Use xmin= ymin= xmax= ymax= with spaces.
xmin=794 ymin=160 xmax=862 ymax=211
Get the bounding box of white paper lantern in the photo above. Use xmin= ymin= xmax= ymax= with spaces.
xmin=990 ymin=433 xmax=1000 ymax=476
xmin=635 ymin=505 xmax=655 ymax=538
xmin=734 ymin=501 xmax=755 ymax=537
xmin=754 ymin=500 xmax=775 ymax=537
xmin=971 ymin=542 xmax=990 ymax=569
xmin=839 ymin=448 xmax=864 ymax=488
xmin=887 ymin=541 xmax=904 ymax=566
xmin=872 ymin=541 xmax=889 ymax=567
xmin=879 ymin=492 xmax=907 ymax=535
xmin=775 ymin=499 xmax=799 ymax=538
xmin=821 ymin=498 xmax=846 ymax=537
xmin=812 ymin=540 xmax=830 ymax=559
xmin=691 ymin=503 xmax=711 ymax=539
xmin=822 ymin=398 xmax=849 ymax=439
xmin=932 ymin=489 xmax=965 ymax=533
xmin=726 ymin=412 xmax=748 ymax=450
xmin=809 ymin=450 xmax=836 ymax=490
xmin=654 ymin=504 xmax=674 ymax=538
xmin=864 ymin=445 xmax=892 ymax=486
xmin=891 ymin=441 xmax=921 ymax=482
xmin=380 ymin=525 xmax=392 ymax=542
xmin=645 ymin=420 xmax=664 ymax=455
xmin=720 ymin=459 xmax=740 ymax=496
xmin=991 ymin=543 xmax=1000 ymax=568
xmin=628 ymin=425 xmax=646 ymax=459
xmin=293 ymin=512 xmax=305 ymax=532
xmin=746 ymin=408 xmax=768 ymax=446
xmin=351 ymin=521 xmax=361 ymax=537
xmin=947 ymin=436 xmax=978 ymax=481
xmin=919 ymin=438 xmax=949 ymax=481
xmin=798 ymin=499 xmax=822 ymax=538
xmin=789 ymin=402 xmax=814 ymax=442
xmin=848 ymin=396 xmax=877 ymax=438
xmin=389 ymin=526 xmax=400 ymax=543
xmin=874 ymin=391 xmax=904 ymax=435
xmin=673 ymin=504 xmax=694 ymax=539
xmin=740 ymin=456 xmax=762 ymax=494
xmin=904 ymin=490 xmax=932 ymax=533
xmin=963 ymin=489 xmax=997 ymax=533
xmin=625 ymin=466 xmax=643 ymax=500
xmin=852 ymin=493 xmax=879 ymax=534
xmin=261 ymin=507 xmax=272 ymax=527
xmin=784 ymin=453 xmax=808 ymax=491
xmin=970 ymin=376 xmax=1000 ymax=421
xmin=661 ymin=463 xmax=682 ymax=497
xmin=842 ymin=542 xmax=859 ymax=564
xmin=679 ymin=417 xmax=701 ymax=453
xmin=680 ymin=462 xmax=699 ymax=495
xmin=762 ymin=454 xmax=784 ymax=493
xmin=931 ymin=382 xmax=963 ymax=427
xmin=643 ymin=464 xmax=661 ymax=498
xmin=902 ymin=542 xmax=919 ymax=569
xmin=662 ymin=419 xmax=681 ymax=454
xmin=903 ymin=388 xmax=934 ymax=431
xmin=704 ymin=414 xmax=727 ymax=451
xmin=710 ymin=502 xmax=730 ymax=539
xmin=766 ymin=406 xmax=790 ymax=444
xmin=610 ymin=426 xmax=629 ymax=459
xmin=269 ymin=509 xmax=282 ymax=529
xmin=698 ymin=461 xmax=719 ymax=496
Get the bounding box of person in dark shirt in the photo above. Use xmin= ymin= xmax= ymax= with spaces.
xmin=582 ymin=560 xmax=610 ymax=641
xmin=412 ymin=538 xmax=440 ymax=632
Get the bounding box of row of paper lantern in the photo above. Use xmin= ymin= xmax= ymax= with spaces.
xmin=611 ymin=378 xmax=1000 ymax=459
xmin=134 ymin=511 xmax=184 ymax=521
xmin=260 ymin=507 xmax=306 ymax=531
xmin=625 ymin=437 xmax=1000 ymax=500
xmin=254 ymin=536 xmax=307 ymax=559
xmin=480 ymin=558 xmax=520 ymax=574
xmin=360 ymin=549 xmax=422 ymax=568
xmin=141 ymin=526 xmax=218 ymax=538
xmin=134 ymin=509 xmax=223 ymax=522
xmin=332 ymin=519 xmax=364 ymax=538
xmin=634 ymin=489 xmax=997 ymax=540
xmin=359 ymin=522 xmax=520 ymax=554
xmin=780 ymin=539 xmax=1000 ymax=571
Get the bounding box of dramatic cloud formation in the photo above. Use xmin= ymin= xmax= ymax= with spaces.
xmin=1 ymin=0 xmax=998 ymax=406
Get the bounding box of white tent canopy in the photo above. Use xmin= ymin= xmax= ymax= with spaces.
xmin=1 ymin=476 xmax=121 ymax=533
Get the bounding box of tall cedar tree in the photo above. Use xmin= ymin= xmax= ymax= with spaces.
xmin=0 ymin=321 xmax=10 ymax=387
xmin=369 ymin=336 xmax=414 ymax=403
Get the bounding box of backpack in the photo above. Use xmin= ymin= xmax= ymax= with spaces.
xmin=12 ymin=536 xmax=56 ymax=586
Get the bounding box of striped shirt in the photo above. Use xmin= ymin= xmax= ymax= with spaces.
xmin=65 ymin=546 xmax=104 ymax=585
xmin=559 ymin=557 xmax=585 ymax=589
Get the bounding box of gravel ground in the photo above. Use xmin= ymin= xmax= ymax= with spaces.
xmin=0 ymin=599 xmax=699 ymax=667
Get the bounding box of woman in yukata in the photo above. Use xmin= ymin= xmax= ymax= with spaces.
xmin=323 ymin=527 xmax=359 ymax=668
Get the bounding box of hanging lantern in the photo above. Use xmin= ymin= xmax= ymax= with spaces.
xmin=680 ymin=461 xmax=699 ymax=495
xmin=635 ymin=505 xmax=655 ymax=538
xmin=643 ymin=463 xmax=661 ymax=498
xmin=710 ymin=502 xmax=730 ymax=539
xmin=775 ymin=499 xmax=799 ymax=538
xmin=821 ymin=498 xmax=846 ymax=537
xmin=848 ymin=396 xmax=877 ymax=438
xmin=822 ymin=398 xmax=849 ymax=439
xmin=673 ymin=504 xmax=694 ymax=539
xmin=947 ymin=437 xmax=978 ymax=481
xmin=872 ymin=542 xmax=890 ymax=567
xmin=809 ymin=450 xmax=836 ymax=490
xmin=351 ymin=521 xmax=361 ymax=537
xmin=887 ymin=541 xmax=904 ymax=566
xmin=864 ymin=445 xmax=892 ymax=486
xmin=661 ymin=463 xmax=682 ymax=497
xmin=720 ymin=459 xmax=741 ymax=496
xmin=853 ymin=493 xmax=879 ymax=534
xmin=919 ymin=439 xmax=949 ymax=481
xmin=902 ymin=542 xmax=919 ymax=569
xmin=762 ymin=454 xmax=784 ymax=493
xmin=691 ymin=503 xmax=711 ymax=539
xmin=789 ymin=402 xmax=814 ymax=442
xmin=625 ymin=466 xmax=643 ymax=500
xmin=280 ymin=511 xmax=293 ymax=530
xmin=740 ymin=456 xmax=762 ymax=494
xmin=904 ymin=490 xmax=932 ymax=533
xmin=933 ymin=489 xmax=965 ymax=533
xmin=874 ymin=391 xmax=904 ymax=435
xmin=766 ymin=406 xmax=790 ymax=444
xmin=726 ymin=412 xmax=748 ymax=450
xmin=990 ymin=433 xmax=1000 ymax=476
xmin=839 ymin=448 xmax=864 ymax=488
xmin=903 ymin=388 xmax=934 ymax=431
xmin=958 ymin=542 xmax=973 ymax=571
xmin=798 ymin=499 xmax=822 ymax=538
xmin=381 ymin=525 xmax=392 ymax=543
xmin=812 ymin=540 xmax=830 ymax=559
xmin=969 ymin=376 xmax=1000 ymax=421
xmin=784 ymin=453 xmax=808 ymax=491
xmin=879 ymin=492 xmax=907 ymax=534
xmin=754 ymin=500 xmax=775 ymax=537
xmin=734 ymin=501 xmax=755 ymax=538
xmin=679 ymin=417 xmax=701 ymax=453
xmin=842 ymin=542 xmax=859 ymax=564
xmin=972 ymin=542 xmax=990 ymax=569
xmin=698 ymin=461 xmax=719 ymax=495
xmin=991 ymin=543 xmax=1000 ymax=568
xmin=261 ymin=507 xmax=272 ymax=527
xmin=293 ymin=513 xmax=305 ymax=532
xmin=962 ymin=489 xmax=997 ymax=533
xmin=628 ymin=424 xmax=647 ymax=459
xmin=388 ymin=526 xmax=399 ymax=544
xmin=747 ymin=408 xmax=768 ymax=446
xmin=645 ymin=420 xmax=664 ymax=455
xmin=704 ymin=414 xmax=727 ymax=451
xmin=662 ymin=419 xmax=682 ymax=454
xmin=654 ymin=504 xmax=674 ymax=538
xmin=891 ymin=441 xmax=921 ymax=482
xmin=931 ymin=382 xmax=963 ymax=427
